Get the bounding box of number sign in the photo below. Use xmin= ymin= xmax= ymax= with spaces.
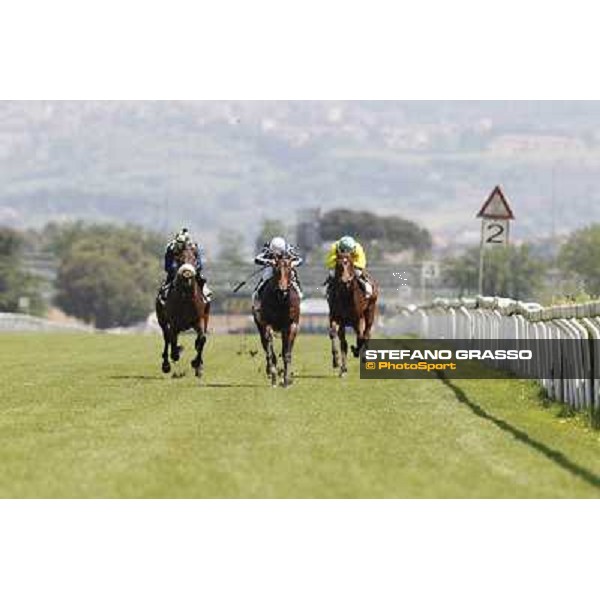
xmin=482 ymin=219 xmax=509 ymax=246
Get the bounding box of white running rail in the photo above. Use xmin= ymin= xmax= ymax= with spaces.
xmin=383 ymin=297 xmax=600 ymax=413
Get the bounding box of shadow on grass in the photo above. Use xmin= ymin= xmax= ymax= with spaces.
xmin=437 ymin=373 xmax=600 ymax=491
xmin=108 ymin=375 xmax=165 ymax=381
xmin=202 ymin=383 xmax=271 ymax=389
xmin=295 ymin=374 xmax=333 ymax=380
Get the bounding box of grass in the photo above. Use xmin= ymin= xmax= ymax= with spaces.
xmin=1 ymin=333 xmax=599 ymax=498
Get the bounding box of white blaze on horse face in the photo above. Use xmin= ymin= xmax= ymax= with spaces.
xmin=276 ymin=258 xmax=292 ymax=290
xmin=178 ymin=263 xmax=196 ymax=279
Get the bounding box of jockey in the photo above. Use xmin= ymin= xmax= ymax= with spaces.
xmin=253 ymin=236 xmax=303 ymax=308
xmin=159 ymin=227 xmax=212 ymax=302
xmin=325 ymin=235 xmax=373 ymax=297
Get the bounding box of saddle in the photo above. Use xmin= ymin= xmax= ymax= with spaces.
xmin=328 ymin=272 xmax=375 ymax=307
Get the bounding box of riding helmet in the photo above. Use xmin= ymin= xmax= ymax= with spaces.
xmin=338 ymin=236 xmax=357 ymax=253
xmin=269 ymin=236 xmax=287 ymax=255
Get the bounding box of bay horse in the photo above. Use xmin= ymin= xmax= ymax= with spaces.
xmin=252 ymin=255 xmax=301 ymax=387
xmin=327 ymin=252 xmax=378 ymax=376
xmin=155 ymin=245 xmax=210 ymax=378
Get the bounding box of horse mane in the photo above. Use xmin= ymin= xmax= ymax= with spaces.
xmin=176 ymin=244 xmax=197 ymax=264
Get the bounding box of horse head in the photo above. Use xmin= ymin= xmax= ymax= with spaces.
xmin=273 ymin=255 xmax=293 ymax=296
xmin=175 ymin=262 xmax=197 ymax=294
xmin=335 ymin=252 xmax=355 ymax=285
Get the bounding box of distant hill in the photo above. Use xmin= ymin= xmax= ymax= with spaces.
xmin=1 ymin=101 xmax=600 ymax=255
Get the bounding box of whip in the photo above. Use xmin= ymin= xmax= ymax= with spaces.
xmin=232 ymin=266 xmax=267 ymax=293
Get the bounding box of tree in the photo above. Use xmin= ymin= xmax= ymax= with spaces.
xmin=558 ymin=225 xmax=600 ymax=295
xmin=217 ymin=228 xmax=246 ymax=265
xmin=43 ymin=221 xmax=163 ymax=260
xmin=442 ymin=244 xmax=545 ymax=299
xmin=0 ymin=227 xmax=44 ymax=314
xmin=54 ymin=224 xmax=161 ymax=328
xmin=319 ymin=209 xmax=384 ymax=242
xmin=382 ymin=216 xmax=432 ymax=254
xmin=319 ymin=209 xmax=432 ymax=257
xmin=42 ymin=221 xmax=88 ymax=258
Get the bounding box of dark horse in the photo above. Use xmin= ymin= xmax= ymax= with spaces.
xmin=327 ymin=252 xmax=378 ymax=376
xmin=252 ymin=256 xmax=301 ymax=387
xmin=155 ymin=246 xmax=210 ymax=378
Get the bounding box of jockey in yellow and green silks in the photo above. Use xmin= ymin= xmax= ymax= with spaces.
xmin=325 ymin=235 xmax=373 ymax=297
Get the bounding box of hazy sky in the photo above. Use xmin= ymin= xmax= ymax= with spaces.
xmin=1 ymin=101 xmax=599 ymax=252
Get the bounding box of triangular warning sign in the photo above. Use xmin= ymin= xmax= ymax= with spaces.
xmin=477 ymin=185 xmax=515 ymax=220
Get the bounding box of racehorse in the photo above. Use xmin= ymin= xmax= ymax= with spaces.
xmin=155 ymin=245 xmax=210 ymax=378
xmin=327 ymin=252 xmax=378 ymax=376
xmin=252 ymin=255 xmax=301 ymax=387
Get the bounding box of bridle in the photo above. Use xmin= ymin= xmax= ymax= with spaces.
xmin=273 ymin=255 xmax=293 ymax=294
xmin=336 ymin=253 xmax=355 ymax=285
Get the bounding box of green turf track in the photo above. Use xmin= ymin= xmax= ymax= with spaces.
xmin=1 ymin=333 xmax=599 ymax=498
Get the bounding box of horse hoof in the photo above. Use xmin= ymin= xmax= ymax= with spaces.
xmin=339 ymin=370 xmax=347 ymax=378
xmin=351 ymin=346 xmax=359 ymax=358
xmin=195 ymin=366 xmax=203 ymax=378
xmin=162 ymin=363 xmax=171 ymax=374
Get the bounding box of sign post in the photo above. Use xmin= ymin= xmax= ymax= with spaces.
xmin=18 ymin=296 xmax=30 ymax=315
xmin=476 ymin=185 xmax=515 ymax=295
xmin=420 ymin=261 xmax=439 ymax=303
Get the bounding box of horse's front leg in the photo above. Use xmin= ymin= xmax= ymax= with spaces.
xmin=339 ymin=326 xmax=349 ymax=377
xmin=255 ymin=320 xmax=269 ymax=374
xmin=265 ymin=326 xmax=277 ymax=387
xmin=166 ymin=329 xmax=187 ymax=377
xmin=329 ymin=320 xmax=341 ymax=369
xmin=170 ymin=330 xmax=181 ymax=363
xmin=351 ymin=316 xmax=366 ymax=358
xmin=360 ymin=302 xmax=376 ymax=356
xmin=282 ymin=323 xmax=298 ymax=388
xmin=203 ymin=301 xmax=211 ymax=333
xmin=191 ymin=326 xmax=207 ymax=379
xmin=161 ymin=324 xmax=171 ymax=374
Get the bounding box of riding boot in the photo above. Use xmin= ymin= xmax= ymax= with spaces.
xmin=252 ymin=280 xmax=263 ymax=317
xmin=252 ymin=293 xmax=262 ymax=320
xmin=323 ymin=275 xmax=333 ymax=299
xmin=292 ymin=273 xmax=304 ymax=299
xmin=158 ymin=280 xmax=170 ymax=304
xmin=358 ymin=276 xmax=373 ymax=298
xmin=292 ymin=282 xmax=304 ymax=299
xmin=194 ymin=274 xmax=213 ymax=302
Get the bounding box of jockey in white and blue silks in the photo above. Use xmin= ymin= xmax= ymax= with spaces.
xmin=252 ymin=236 xmax=303 ymax=308
xmin=159 ymin=228 xmax=211 ymax=302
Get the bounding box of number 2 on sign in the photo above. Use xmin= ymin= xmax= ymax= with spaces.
xmin=483 ymin=220 xmax=508 ymax=246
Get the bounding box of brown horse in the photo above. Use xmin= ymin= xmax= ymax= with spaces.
xmin=327 ymin=252 xmax=378 ymax=376
xmin=252 ymin=256 xmax=301 ymax=387
xmin=155 ymin=245 xmax=210 ymax=378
